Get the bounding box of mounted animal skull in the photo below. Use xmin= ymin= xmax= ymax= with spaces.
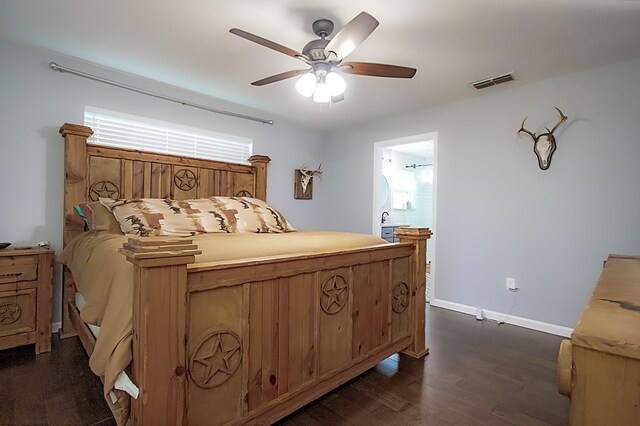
xmin=518 ymin=107 xmax=567 ymax=170
xmin=299 ymin=164 xmax=322 ymax=193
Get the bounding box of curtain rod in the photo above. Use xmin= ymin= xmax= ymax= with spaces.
xmin=405 ymin=163 xmax=432 ymax=169
xmin=49 ymin=62 xmax=274 ymax=125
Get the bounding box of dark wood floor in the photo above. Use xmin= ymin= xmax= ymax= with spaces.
xmin=0 ymin=307 xmax=569 ymax=425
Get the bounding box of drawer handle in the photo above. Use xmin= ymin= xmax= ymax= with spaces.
xmin=0 ymin=272 xmax=22 ymax=279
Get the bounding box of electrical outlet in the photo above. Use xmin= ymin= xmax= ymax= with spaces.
xmin=506 ymin=278 xmax=517 ymax=291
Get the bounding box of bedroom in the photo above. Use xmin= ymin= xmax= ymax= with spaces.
xmin=1 ymin=1 xmax=640 ymax=425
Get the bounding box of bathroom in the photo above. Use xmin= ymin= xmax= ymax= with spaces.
xmin=376 ymin=138 xmax=435 ymax=261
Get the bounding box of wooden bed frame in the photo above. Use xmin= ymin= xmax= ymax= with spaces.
xmin=59 ymin=123 xmax=431 ymax=425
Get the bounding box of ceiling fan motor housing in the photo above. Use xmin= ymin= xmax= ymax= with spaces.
xmin=303 ymin=19 xmax=335 ymax=61
xmin=303 ymin=38 xmax=330 ymax=61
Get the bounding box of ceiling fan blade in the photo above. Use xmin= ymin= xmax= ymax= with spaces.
xmin=251 ymin=69 xmax=309 ymax=86
xmin=230 ymin=28 xmax=308 ymax=62
xmin=324 ymin=12 xmax=379 ymax=61
xmin=331 ymin=93 xmax=345 ymax=103
xmin=339 ymin=62 xmax=417 ymax=78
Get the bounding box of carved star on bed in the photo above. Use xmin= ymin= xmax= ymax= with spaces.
xmin=190 ymin=330 xmax=242 ymax=388
xmin=174 ymin=169 xmax=197 ymax=191
xmin=392 ymin=281 xmax=410 ymax=313
xmin=89 ymin=180 xmax=119 ymax=201
xmin=321 ymin=274 xmax=349 ymax=314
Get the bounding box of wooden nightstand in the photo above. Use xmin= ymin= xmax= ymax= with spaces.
xmin=0 ymin=247 xmax=54 ymax=354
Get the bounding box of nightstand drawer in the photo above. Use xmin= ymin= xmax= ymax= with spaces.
xmin=0 ymin=248 xmax=53 ymax=354
xmin=0 ymin=288 xmax=36 ymax=338
xmin=0 ymin=256 xmax=38 ymax=283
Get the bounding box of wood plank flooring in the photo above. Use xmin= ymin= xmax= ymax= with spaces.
xmin=0 ymin=306 xmax=569 ymax=425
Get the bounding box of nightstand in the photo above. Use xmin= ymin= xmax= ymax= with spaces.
xmin=0 ymin=247 xmax=54 ymax=354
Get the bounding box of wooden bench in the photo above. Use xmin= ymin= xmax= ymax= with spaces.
xmin=557 ymin=254 xmax=640 ymax=425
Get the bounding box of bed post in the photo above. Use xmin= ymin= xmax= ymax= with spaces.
xmin=120 ymin=238 xmax=202 ymax=426
xmin=248 ymin=155 xmax=271 ymax=201
xmin=59 ymin=123 xmax=93 ymax=338
xmin=396 ymin=227 xmax=432 ymax=358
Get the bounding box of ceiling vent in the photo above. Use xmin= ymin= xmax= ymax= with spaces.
xmin=469 ymin=72 xmax=517 ymax=90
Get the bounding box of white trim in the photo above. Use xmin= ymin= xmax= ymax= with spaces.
xmin=431 ymin=298 xmax=573 ymax=338
xmin=372 ymin=144 xmax=385 ymax=235
xmin=52 ymin=321 xmax=62 ymax=334
xmin=430 ymin=133 xmax=438 ymax=303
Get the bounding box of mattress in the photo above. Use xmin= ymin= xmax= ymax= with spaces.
xmin=59 ymin=230 xmax=387 ymax=397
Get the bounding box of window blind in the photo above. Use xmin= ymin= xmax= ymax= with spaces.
xmin=84 ymin=108 xmax=253 ymax=164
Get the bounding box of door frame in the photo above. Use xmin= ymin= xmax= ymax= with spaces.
xmin=372 ymin=132 xmax=438 ymax=301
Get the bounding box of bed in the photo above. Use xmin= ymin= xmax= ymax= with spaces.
xmin=58 ymin=123 xmax=432 ymax=425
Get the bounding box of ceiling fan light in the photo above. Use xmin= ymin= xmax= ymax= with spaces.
xmin=326 ymin=72 xmax=346 ymax=96
xmin=295 ymin=73 xmax=316 ymax=97
xmin=313 ymin=82 xmax=331 ymax=103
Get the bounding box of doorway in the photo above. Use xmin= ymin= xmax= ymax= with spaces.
xmin=372 ymin=132 xmax=437 ymax=302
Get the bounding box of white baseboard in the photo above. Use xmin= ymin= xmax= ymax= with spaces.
xmin=431 ymin=298 xmax=573 ymax=338
xmin=52 ymin=321 xmax=62 ymax=333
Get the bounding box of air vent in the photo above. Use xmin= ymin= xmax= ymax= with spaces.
xmin=470 ymin=72 xmax=517 ymax=90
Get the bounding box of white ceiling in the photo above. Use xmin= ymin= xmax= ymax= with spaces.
xmin=2 ymin=0 xmax=640 ymax=131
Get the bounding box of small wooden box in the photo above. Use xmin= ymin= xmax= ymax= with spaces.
xmin=0 ymin=247 xmax=54 ymax=354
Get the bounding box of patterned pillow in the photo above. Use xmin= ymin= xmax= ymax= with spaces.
xmin=210 ymin=197 xmax=296 ymax=233
xmin=100 ymin=197 xmax=295 ymax=236
xmin=74 ymin=201 xmax=123 ymax=234
xmin=99 ymin=198 xmax=221 ymax=236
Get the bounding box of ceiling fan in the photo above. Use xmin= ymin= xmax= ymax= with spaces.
xmin=230 ymin=11 xmax=417 ymax=103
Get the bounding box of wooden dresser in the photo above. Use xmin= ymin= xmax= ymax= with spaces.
xmin=557 ymin=254 xmax=640 ymax=425
xmin=0 ymin=247 xmax=54 ymax=354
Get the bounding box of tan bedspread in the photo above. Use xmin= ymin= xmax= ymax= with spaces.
xmin=59 ymin=231 xmax=386 ymax=396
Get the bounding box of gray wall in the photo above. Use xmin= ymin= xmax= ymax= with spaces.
xmin=2 ymin=38 xmax=639 ymax=332
xmin=0 ymin=40 xmax=327 ymax=324
xmin=321 ymin=58 xmax=640 ymax=328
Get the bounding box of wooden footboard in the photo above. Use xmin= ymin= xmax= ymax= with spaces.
xmin=59 ymin=122 xmax=432 ymax=425
xmin=121 ymin=228 xmax=431 ymax=425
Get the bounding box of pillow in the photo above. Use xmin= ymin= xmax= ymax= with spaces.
xmin=210 ymin=197 xmax=296 ymax=233
xmin=74 ymin=201 xmax=123 ymax=234
xmin=99 ymin=198 xmax=225 ymax=237
xmin=99 ymin=197 xmax=296 ymax=236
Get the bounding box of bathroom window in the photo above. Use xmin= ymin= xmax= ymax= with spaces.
xmin=392 ymin=191 xmax=411 ymax=210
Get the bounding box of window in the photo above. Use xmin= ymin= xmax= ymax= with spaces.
xmin=84 ymin=107 xmax=253 ymax=164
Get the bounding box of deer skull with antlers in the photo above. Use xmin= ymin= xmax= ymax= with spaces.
xmin=299 ymin=164 xmax=322 ymax=193
xmin=518 ymin=107 xmax=567 ymax=170
xmin=294 ymin=164 xmax=323 ymax=199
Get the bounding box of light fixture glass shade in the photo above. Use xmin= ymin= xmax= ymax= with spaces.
xmin=326 ymin=72 xmax=346 ymax=96
xmin=313 ymin=81 xmax=331 ymax=103
xmin=295 ymin=73 xmax=316 ymax=97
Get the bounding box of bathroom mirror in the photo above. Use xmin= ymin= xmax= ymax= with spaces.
xmin=380 ymin=175 xmax=390 ymax=207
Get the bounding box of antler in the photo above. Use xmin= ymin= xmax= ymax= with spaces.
xmin=548 ymin=106 xmax=567 ymax=134
xmin=518 ymin=117 xmax=536 ymax=139
xmin=299 ymin=163 xmax=323 ymax=177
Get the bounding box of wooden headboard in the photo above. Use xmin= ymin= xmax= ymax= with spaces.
xmin=59 ymin=123 xmax=270 ymax=247
xmin=58 ymin=123 xmax=270 ymax=337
